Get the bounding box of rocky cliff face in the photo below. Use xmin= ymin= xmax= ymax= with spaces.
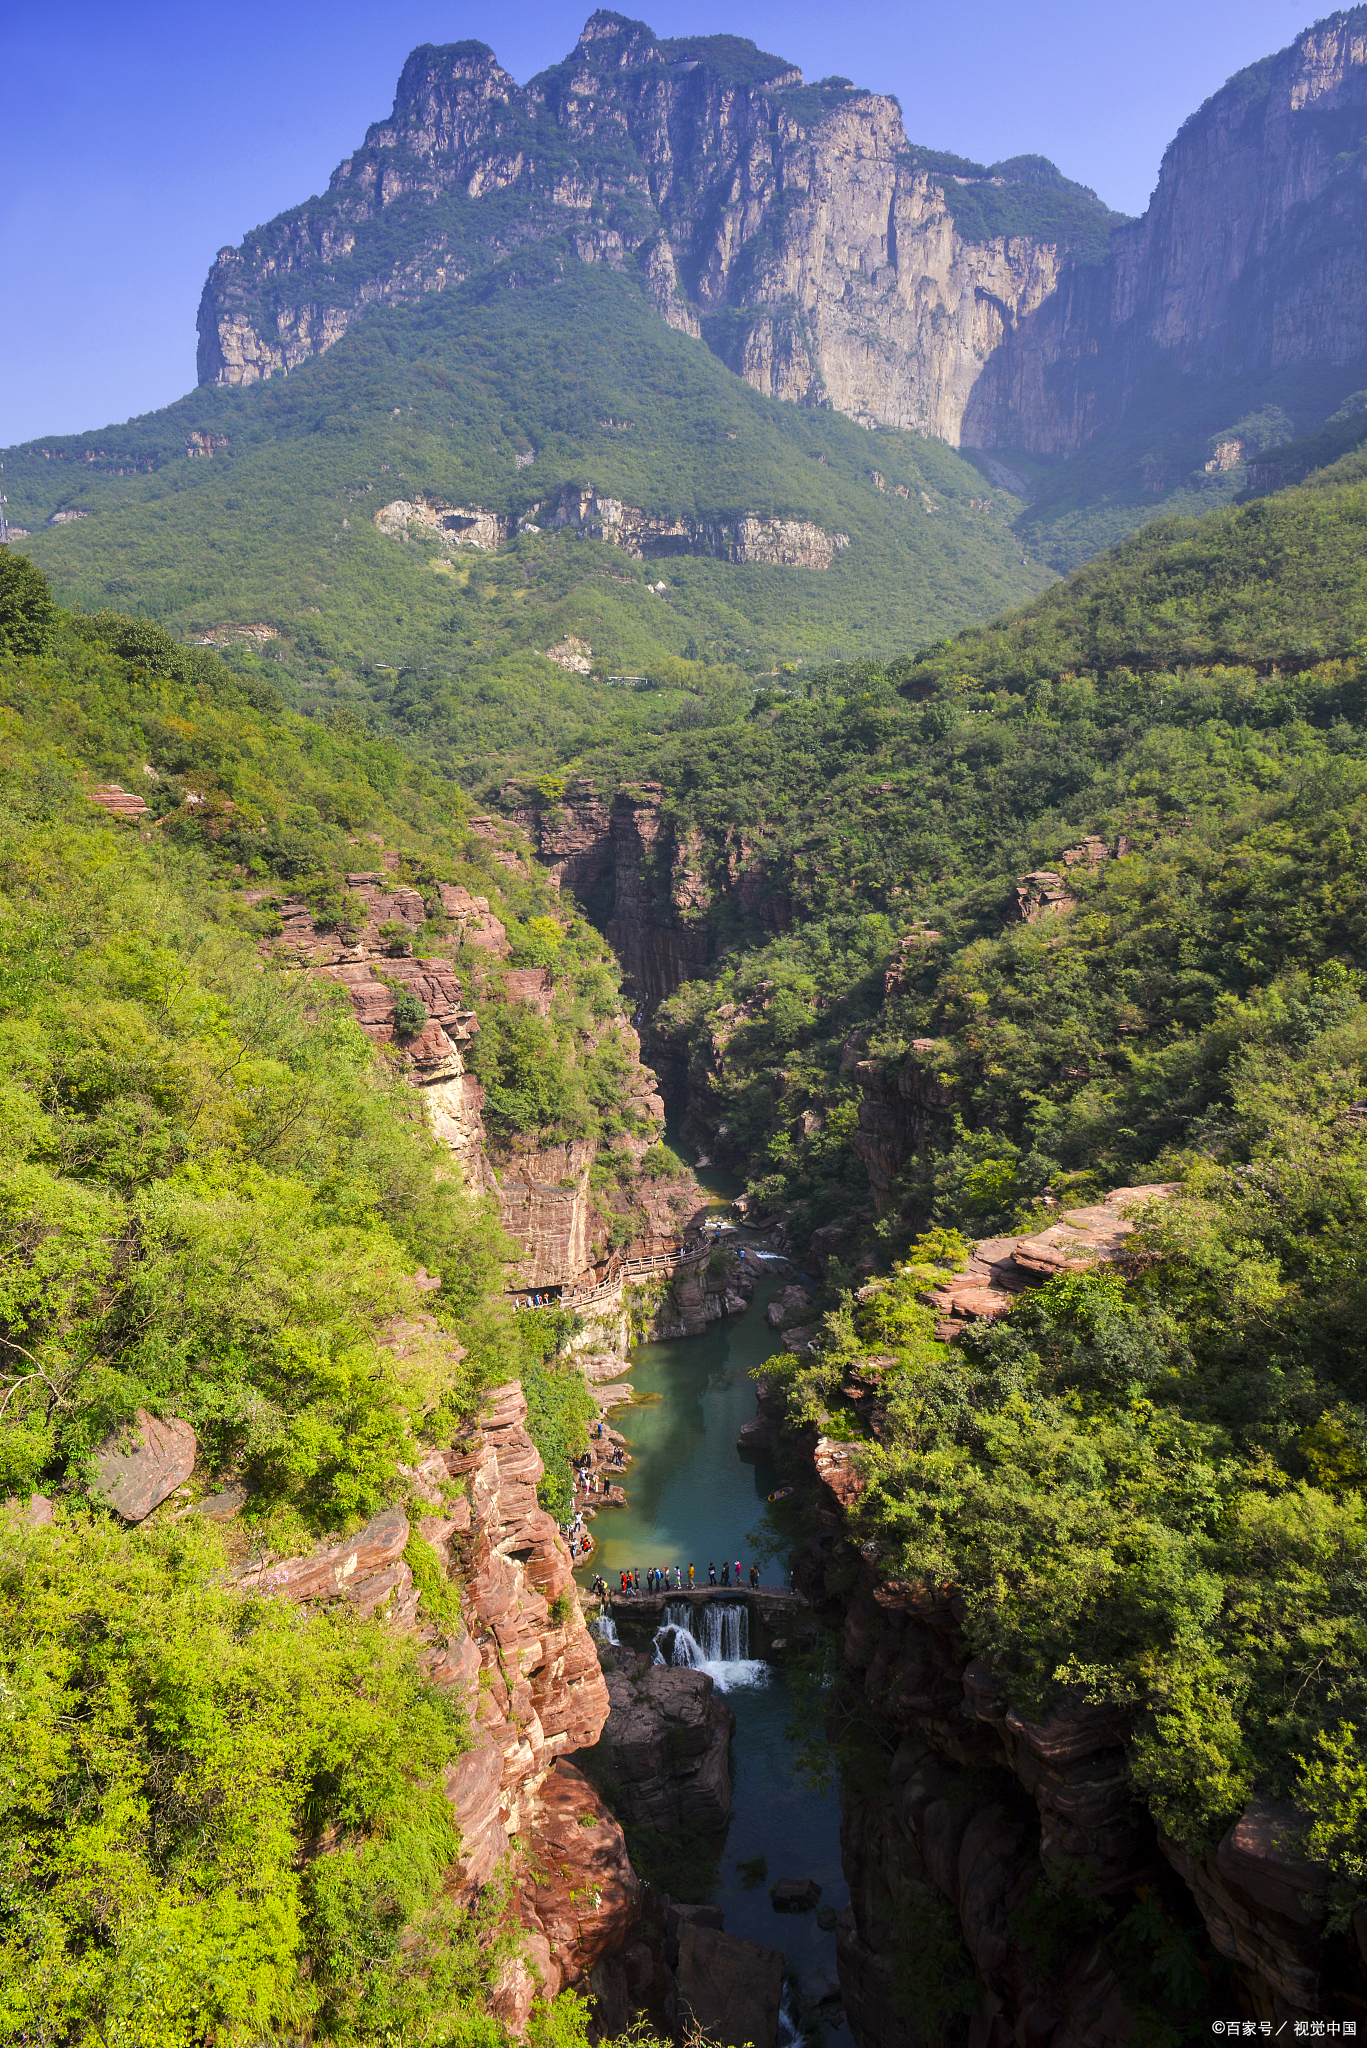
xmin=504 ymin=778 xmax=791 ymax=1012
xmin=194 ymin=11 xmax=1109 ymax=451
xmin=965 ymin=12 xmax=1367 ymax=454
xmin=376 ymin=489 xmax=848 ymax=570
xmin=807 ymin=1548 xmax=1367 ymax=2037
xmin=254 ymin=837 xmax=691 ymax=1292
xmin=198 ymin=12 xmax=1367 ymax=462
xmin=243 ymin=1372 xmax=637 ymax=2032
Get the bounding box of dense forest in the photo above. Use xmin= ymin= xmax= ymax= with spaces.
xmin=6 ymin=419 xmax=1367 ymax=2033
xmin=0 ymin=554 xmax=615 ymax=2042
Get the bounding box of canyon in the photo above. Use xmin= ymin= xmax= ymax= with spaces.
xmin=502 ymin=776 xmax=790 ymax=1013
xmin=198 ymin=10 xmax=1367 ymax=463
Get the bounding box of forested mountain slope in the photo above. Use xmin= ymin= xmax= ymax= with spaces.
xmin=494 ymin=470 xmax=1367 ymax=2029
xmin=0 ymin=556 xmax=662 ymax=2042
xmin=2 ymin=265 xmax=1048 ymax=739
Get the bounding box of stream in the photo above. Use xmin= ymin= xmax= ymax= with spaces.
xmin=573 ymin=1232 xmax=852 ymax=2044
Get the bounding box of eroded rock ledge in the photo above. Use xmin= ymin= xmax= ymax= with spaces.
xmin=240 ymin=1378 xmax=637 ymax=2032
xmin=376 ymin=488 xmax=849 ymax=570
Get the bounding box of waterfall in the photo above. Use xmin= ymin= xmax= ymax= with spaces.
xmin=595 ymin=1611 xmax=620 ymax=1645
xmin=652 ymin=1598 xmax=768 ymax=1691
xmin=776 ymin=1983 xmax=802 ymax=2048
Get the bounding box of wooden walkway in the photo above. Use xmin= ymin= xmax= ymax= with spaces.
xmin=557 ymin=1242 xmax=711 ymax=1311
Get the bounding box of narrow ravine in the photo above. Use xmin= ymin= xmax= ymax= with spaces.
xmin=575 ymin=1261 xmax=852 ymax=2042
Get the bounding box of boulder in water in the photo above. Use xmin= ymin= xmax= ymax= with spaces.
xmin=675 ymin=1921 xmax=785 ymax=2048
xmin=594 ymin=1664 xmax=735 ymax=1833
xmin=664 ymin=1900 xmax=725 ymax=1965
xmin=771 ymin=1876 xmax=822 ymax=1911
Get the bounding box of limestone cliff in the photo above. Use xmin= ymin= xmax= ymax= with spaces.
xmin=376 ymin=489 xmax=847 ymax=570
xmin=965 ymin=11 xmax=1367 ymax=454
xmin=193 ymin=12 xmax=1112 ymax=451
xmin=197 ymin=11 xmax=1367 ymax=464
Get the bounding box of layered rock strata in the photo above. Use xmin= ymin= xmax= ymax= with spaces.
xmin=921 ymin=1182 xmax=1178 ymax=1339
xmin=503 ymin=778 xmax=790 ymax=1010
xmin=965 ymin=13 xmax=1367 ymax=453
xmin=250 ymin=844 xmax=697 ymax=1291
xmin=379 ymin=486 xmax=849 ymax=570
xmin=237 ymin=1375 xmax=639 ymax=2030
xmin=196 ymin=13 xmax=1106 ymax=452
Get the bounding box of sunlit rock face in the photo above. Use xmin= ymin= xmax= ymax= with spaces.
xmin=198 ymin=15 xmax=1367 ymax=458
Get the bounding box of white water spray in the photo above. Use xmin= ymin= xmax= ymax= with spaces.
xmin=595 ymin=1611 xmax=620 ymax=1645
xmin=776 ymin=1983 xmax=802 ymax=2048
xmin=652 ymin=1599 xmax=768 ymax=1691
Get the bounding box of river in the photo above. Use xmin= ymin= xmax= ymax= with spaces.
xmin=574 ymin=1255 xmax=852 ymax=2043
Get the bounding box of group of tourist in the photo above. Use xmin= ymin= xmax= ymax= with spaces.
xmin=611 ymin=1561 xmax=763 ymax=1593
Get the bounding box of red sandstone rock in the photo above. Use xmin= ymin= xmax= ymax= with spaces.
xmin=241 ymin=1505 xmax=409 ymax=1599
xmin=1217 ymin=1798 xmax=1328 ymax=1928
xmin=597 ymin=1663 xmax=735 ymax=1833
xmin=514 ymin=1758 xmax=640 ymax=1995
xmin=90 ymin=1408 xmax=196 ymax=1521
xmin=88 ymin=784 xmax=150 ymax=822
xmin=503 ymin=966 xmax=555 ymax=1015
xmin=4 ymin=1493 xmax=55 ymax=1527
xmin=814 ymin=1437 xmax=866 ymax=1512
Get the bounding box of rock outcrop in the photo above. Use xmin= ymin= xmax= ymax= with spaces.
xmin=503 ymin=778 xmax=797 ymax=1010
xmin=814 ymin=1548 xmax=1367 ymax=2038
xmin=965 ymin=13 xmax=1367 ymax=455
xmin=196 ymin=13 xmax=1367 ymax=463
xmin=88 ymin=783 xmax=151 ymax=824
xmin=249 ymin=842 xmax=696 ymax=1293
xmin=524 ymin=484 xmax=848 ymax=567
xmin=235 ymin=1376 xmax=638 ymax=2030
xmin=760 ymin=1177 xmax=1367 ymax=2037
xmin=592 ymin=1650 xmax=735 ymax=1835
xmin=674 ymin=1920 xmax=785 ymax=2048
xmin=376 ymin=497 xmax=516 ymax=551
xmin=922 ymin=1183 xmax=1177 ymax=1339
xmin=90 ymin=1408 xmax=197 ymax=1520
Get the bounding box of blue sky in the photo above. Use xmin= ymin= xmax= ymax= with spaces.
xmin=2 ymin=0 xmax=1314 ymax=444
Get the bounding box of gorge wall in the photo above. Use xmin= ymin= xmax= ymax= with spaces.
xmin=197 ymin=10 xmax=1367 ymax=457
xmin=502 ymin=776 xmax=790 ymax=1016
xmin=252 ymin=832 xmax=701 ymax=1298
xmin=760 ymin=1213 xmax=1367 ymax=2040
xmin=88 ymin=1366 xmax=640 ymax=2032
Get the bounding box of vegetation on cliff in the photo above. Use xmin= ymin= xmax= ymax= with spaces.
xmin=586 ymin=473 xmax=1367 ymax=1910
xmin=0 ymin=582 xmax=614 ymax=2043
xmin=4 ymin=265 xmax=1049 ymax=749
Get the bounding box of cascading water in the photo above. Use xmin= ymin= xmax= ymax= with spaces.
xmin=595 ymin=1612 xmax=621 ymax=1645
xmin=652 ymin=1598 xmax=768 ymax=1691
xmin=572 ymin=1267 xmax=850 ymax=2042
xmin=776 ymin=1983 xmax=802 ymax=2048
